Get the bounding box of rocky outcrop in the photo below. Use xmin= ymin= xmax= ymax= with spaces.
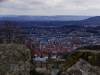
xmin=63 ymin=59 xmax=100 ymax=75
xmin=0 ymin=44 xmax=31 ymax=75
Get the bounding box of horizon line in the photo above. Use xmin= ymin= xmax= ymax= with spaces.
xmin=0 ymin=14 xmax=94 ymax=17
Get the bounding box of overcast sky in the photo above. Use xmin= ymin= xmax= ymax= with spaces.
xmin=0 ymin=0 xmax=100 ymax=16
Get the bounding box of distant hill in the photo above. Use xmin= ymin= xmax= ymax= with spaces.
xmin=80 ymin=16 xmax=100 ymax=25
xmin=0 ymin=15 xmax=90 ymax=21
xmin=0 ymin=16 xmax=100 ymax=27
xmin=63 ymin=16 xmax=100 ymax=26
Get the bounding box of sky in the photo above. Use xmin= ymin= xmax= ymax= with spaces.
xmin=0 ymin=0 xmax=100 ymax=16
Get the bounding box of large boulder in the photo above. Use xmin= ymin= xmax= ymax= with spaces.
xmin=0 ymin=44 xmax=31 ymax=75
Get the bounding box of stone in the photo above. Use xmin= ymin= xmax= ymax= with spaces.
xmin=0 ymin=44 xmax=31 ymax=75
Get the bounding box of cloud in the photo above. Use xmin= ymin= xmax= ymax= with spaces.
xmin=0 ymin=0 xmax=7 ymax=2
xmin=0 ymin=0 xmax=100 ymax=15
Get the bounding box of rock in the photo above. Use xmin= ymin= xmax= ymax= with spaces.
xmin=64 ymin=59 xmax=100 ymax=75
xmin=0 ymin=44 xmax=31 ymax=75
